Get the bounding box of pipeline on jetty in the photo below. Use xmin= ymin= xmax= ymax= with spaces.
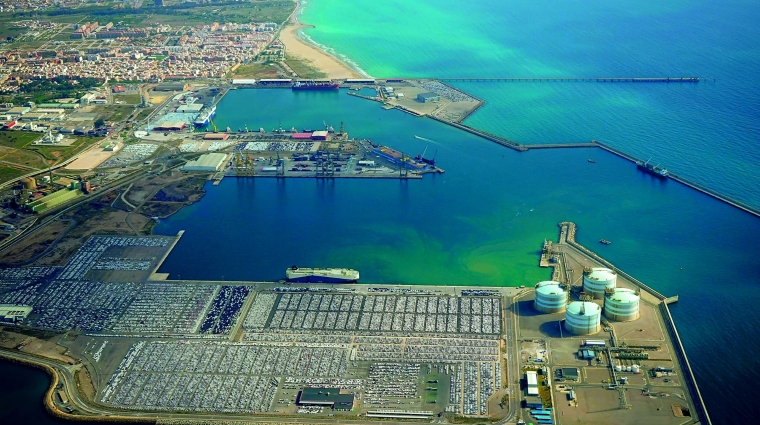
xmin=434 ymin=77 xmax=700 ymax=83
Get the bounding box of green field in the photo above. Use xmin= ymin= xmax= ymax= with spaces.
xmin=114 ymin=93 xmax=143 ymax=105
xmin=94 ymin=104 xmax=135 ymax=122
xmin=231 ymin=62 xmax=282 ymax=79
xmin=0 ymin=165 xmax=29 ymax=182
xmin=0 ymin=131 xmax=41 ymax=149
xmin=27 ymin=136 xmax=103 ymax=165
xmin=284 ymin=55 xmax=327 ymax=79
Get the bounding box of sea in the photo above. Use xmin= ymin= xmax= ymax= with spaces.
xmin=4 ymin=1 xmax=759 ymax=423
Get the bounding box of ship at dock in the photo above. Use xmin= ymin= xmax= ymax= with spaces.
xmin=636 ymin=158 xmax=669 ymax=178
xmin=292 ymin=80 xmax=340 ymax=91
xmin=286 ymin=266 xmax=359 ymax=283
xmin=193 ymin=105 xmax=216 ymax=127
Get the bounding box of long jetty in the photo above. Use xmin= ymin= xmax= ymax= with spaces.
xmin=435 ymin=77 xmax=700 ymax=83
xmin=424 ymin=116 xmax=760 ymax=218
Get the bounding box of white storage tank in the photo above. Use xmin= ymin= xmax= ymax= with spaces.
xmin=534 ymin=281 xmax=568 ymax=313
xmin=583 ymin=267 xmax=617 ymax=299
xmin=615 ymin=364 xmax=623 ymax=372
xmin=604 ymin=287 xmax=641 ymax=321
xmin=632 ymin=365 xmax=640 ymax=374
xmin=564 ymin=301 xmax=602 ymax=335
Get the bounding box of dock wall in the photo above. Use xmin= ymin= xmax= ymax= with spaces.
xmin=660 ymin=303 xmax=713 ymax=425
xmin=560 ymin=222 xmax=667 ymax=300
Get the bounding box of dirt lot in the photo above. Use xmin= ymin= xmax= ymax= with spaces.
xmin=556 ymin=386 xmax=688 ymax=425
xmin=0 ymin=327 xmax=75 ymax=364
xmin=0 ymin=219 xmax=72 ymax=265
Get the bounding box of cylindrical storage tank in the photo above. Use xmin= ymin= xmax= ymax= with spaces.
xmin=632 ymin=365 xmax=640 ymax=374
xmin=615 ymin=364 xmax=622 ymax=372
xmin=604 ymin=288 xmax=640 ymax=322
xmin=626 ymin=366 xmax=632 ymax=373
xmin=21 ymin=177 xmax=36 ymax=190
xmin=564 ymin=301 xmax=602 ymax=335
xmin=534 ymin=281 xmax=568 ymax=313
xmin=583 ymin=267 xmax=617 ymax=299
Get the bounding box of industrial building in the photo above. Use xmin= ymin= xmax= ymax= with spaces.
xmin=154 ymin=82 xmax=192 ymax=92
xmin=417 ymin=92 xmax=440 ymax=103
xmin=534 ymin=281 xmax=568 ymax=313
xmin=297 ymin=387 xmax=354 ymax=410
xmin=525 ymin=370 xmax=539 ymax=396
xmin=26 ymin=188 xmax=82 ymax=213
xmin=176 ymin=103 xmax=204 ymax=113
xmin=311 ymin=130 xmax=329 ymax=140
xmin=153 ymin=121 xmax=186 ymax=131
xmin=603 ymin=287 xmax=641 ymax=321
xmin=564 ymin=301 xmax=602 ymax=335
xmin=182 ymin=153 xmax=227 ymax=172
xmin=0 ymin=305 xmax=33 ymax=323
xmin=524 ymin=396 xmax=543 ymax=409
xmin=583 ymin=267 xmax=617 ymax=299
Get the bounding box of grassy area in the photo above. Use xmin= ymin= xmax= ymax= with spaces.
xmin=284 ymin=55 xmax=327 ymax=79
xmin=95 ymin=104 xmax=136 ymax=122
xmin=27 ymin=136 xmax=103 ymax=166
xmin=133 ymin=107 xmax=157 ymax=122
xmin=231 ymin=62 xmax=282 ymax=79
xmin=0 ymin=148 xmax=46 ymax=170
xmin=114 ymin=93 xmax=142 ymax=105
xmin=0 ymin=131 xmax=42 ymax=149
xmin=0 ymin=165 xmax=28 ymax=182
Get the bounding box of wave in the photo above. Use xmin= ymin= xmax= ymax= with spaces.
xmin=295 ymin=28 xmax=373 ymax=78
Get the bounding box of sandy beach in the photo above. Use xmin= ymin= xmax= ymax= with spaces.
xmin=278 ymin=2 xmax=361 ymax=79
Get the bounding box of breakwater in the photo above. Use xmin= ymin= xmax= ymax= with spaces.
xmin=427 ymin=113 xmax=760 ymax=218
xmin=434 ymin=77 xmax=701 ymax=83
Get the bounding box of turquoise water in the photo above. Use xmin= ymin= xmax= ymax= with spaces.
xmin=300 ymin=0 xmax=760 ymax=207
xmin=155 ymin=0 xmax=760 ymax=422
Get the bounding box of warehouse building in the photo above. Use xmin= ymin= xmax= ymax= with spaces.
xmin=0 ymin=305 xmax=33 ymax=323
xmin=154 ymin=82 xmax=192 ymax=92
xmin=417 ymin=92 xmax=440 ymax=103
xmin=297 ymin=387 xmax=354 ymax=411
xmin=182 ymin=153 xmax=227 ymax=172
xmin=153 ymin=121 xmax=186 ymax=131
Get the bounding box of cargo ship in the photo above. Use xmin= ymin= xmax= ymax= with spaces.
xmin=292 ymin=80 xmax=340 ymax=91
xmin=373 ymin=145 xmax=430 ymax=170
xmin=636 ymin=158 xmax=669 ymax=178
xmin=194 ymin=105 xmax=216 ymax=127
xmin=286 ymin=266 xmax=359 ymax=283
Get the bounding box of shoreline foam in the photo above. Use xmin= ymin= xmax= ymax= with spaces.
xmin=280 ymin=0 xmax=368 ymax=79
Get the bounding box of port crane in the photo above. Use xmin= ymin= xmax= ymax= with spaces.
xmin=209 ymin=118 xmax=218 ymax=133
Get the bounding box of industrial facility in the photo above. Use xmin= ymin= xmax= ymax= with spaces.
xmin=564 ymin=301 xmax=602 ymax=335
xmin=297 ymin=387 xmax=354 ymax=411
xmin=534 ymin=281 xmax=568 ymax=313
xmin=182 ymin=153 xmax=227 ymax=172
xmin=582 ymin=267 xmax=617 ymax=299
xmin=603 ymin=287 xmax=641 ymax=321
xmin=0 ymin=304 xmax=32 ymax=323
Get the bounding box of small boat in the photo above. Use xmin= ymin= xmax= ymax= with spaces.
xmin=599 ymin=239 xmax=611 ymax=245
xmin=588 ymin=159 xmax=596 ymax=163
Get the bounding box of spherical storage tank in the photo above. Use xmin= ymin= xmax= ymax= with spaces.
xmin=565 ymin=301 xmax=601 ymax=335
xmin=534 ymin=281 xmax=568 ymax=313
xmin=604 ymin=287 xmax=640 ymax=322
xmin=583 ymin=267 xmax=617 ymax=299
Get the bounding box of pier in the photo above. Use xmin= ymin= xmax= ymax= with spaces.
xmin=434 ymin=77 xmax=700 ymax=83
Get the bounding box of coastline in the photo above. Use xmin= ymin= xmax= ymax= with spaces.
xmin=279 ymin=0 xmax=363 ymax=79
